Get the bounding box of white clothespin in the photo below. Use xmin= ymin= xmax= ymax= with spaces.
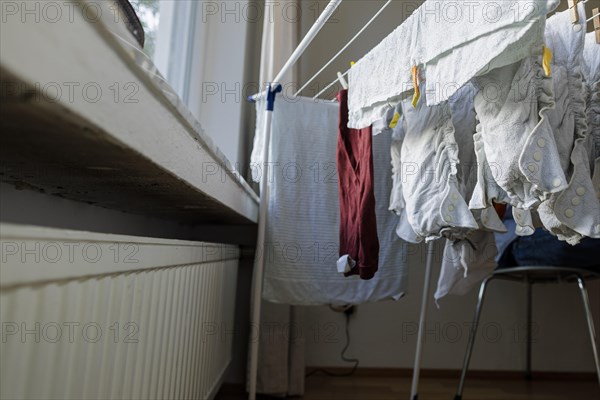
xmin=337 ymin=72 xmax=348 ymax=90
xmin=593 ymin=8 xmax=600 ymax=44
xmin=337 ymin=71 xmax=348 ymax=90
xmin=568 ymin=0 xmax=580 ymax=24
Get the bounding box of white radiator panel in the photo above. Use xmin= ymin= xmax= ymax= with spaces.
xmin=0 ymin=224 xmax=239 ymax=400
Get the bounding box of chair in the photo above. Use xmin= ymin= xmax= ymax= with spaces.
xmin=454 ymin=266 xmax=600 ymax=400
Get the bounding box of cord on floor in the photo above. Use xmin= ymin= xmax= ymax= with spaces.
xmin=305 ymin=309 xmax=359 ymax=378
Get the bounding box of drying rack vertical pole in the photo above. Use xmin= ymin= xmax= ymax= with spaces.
xmin=247 ymin=3 xmax=344 ymax=399
xmin=248 ymin=84 xmax=281 ymax=400
xmin=410 ymin=241 xmax=436 ymax=400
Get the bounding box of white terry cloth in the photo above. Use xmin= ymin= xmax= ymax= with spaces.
xmin=537 ymin=10 xmax=600 ymax=244
xmin=472 ymin=53 xmax=562 ymax=210
xmin=398 ymin=88 xmax=478 ymax=243
xmin=422 ymin=12 xmax=557 ymax=106
xmin=252 ymin=96 xmax=408 ymax=305
xmin=347 ymin=11 xmax=417 ymax=130
xmin=347 ymin=0 xmax=560 ymax=128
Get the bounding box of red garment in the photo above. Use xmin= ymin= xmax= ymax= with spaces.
xmin=336 ymin=90 xmax=379 ymax=280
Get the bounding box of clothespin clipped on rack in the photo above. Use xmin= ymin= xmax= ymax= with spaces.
xmin=593 ymin=7 xmax=600 ymax=44
xmin=411 ymin=66 xmax=421 ymax=108
xmin=337 ymin=72 xmax=348 ymax=90
xmin=568 ymin=0 xmax=580 ymax=24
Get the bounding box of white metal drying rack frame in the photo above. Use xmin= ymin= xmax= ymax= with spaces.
xmin=247 ymin=1 xmax=436 ymax=400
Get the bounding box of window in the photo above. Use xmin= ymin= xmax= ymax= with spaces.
xmin=129 ymin=0 xmax=160 ymax=59
xmin=127 ymin=0 xmax=257 ymax=167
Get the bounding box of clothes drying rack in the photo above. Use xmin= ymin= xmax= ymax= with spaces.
xmin=247 ymin=2 xmax=437 ymax=400
xmin=247 ymin=1 xmax=600 ymax=399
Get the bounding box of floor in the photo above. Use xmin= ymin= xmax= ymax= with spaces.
xmin=216 ymin=376 xmax=600 ymax=400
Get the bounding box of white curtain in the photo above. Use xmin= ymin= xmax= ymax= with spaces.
xmin=259 ymin=0 xmax=298 ymax=85
xmin=253 ymin=0 xmax=304 ymax=397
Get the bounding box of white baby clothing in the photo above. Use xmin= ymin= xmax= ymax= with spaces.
xmin=436 ymin=84 xmax=503 ymax=300
xmin=472 ymin=53 xmax=562 ymax=210
xmin=398 ymin=89 xmax=478 ymax=243
xmin=386 ymin=103 xmax=422 ymax=243
xmin=582 ymin=32 xmax=600 ymax=188
xmin=435 ymin=231 xmax=498 ymax=302
xmin=537 ymin=6 xmax=600 ymax=244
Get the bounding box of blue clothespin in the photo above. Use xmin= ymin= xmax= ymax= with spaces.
xmin=266 ymin=84 xmax=283 ymax=111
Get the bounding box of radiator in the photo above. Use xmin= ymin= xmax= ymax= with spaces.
xmin=0 ymin=223 xmax=239 ymax=400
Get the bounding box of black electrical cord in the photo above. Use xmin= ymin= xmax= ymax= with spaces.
xmin=305 ymin=310 xmax=360 ymax=378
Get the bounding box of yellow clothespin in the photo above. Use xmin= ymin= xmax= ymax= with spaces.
xmin=568 ymin=0 xmax=579 ymax=24
xmin=411 ymin=66 xmax=421 ymax=108
xmin=542 ymin=46 xmax=553 ymax=76
xmin=593 ymin=7 xmax=600 ymax=44
xmin=389 ymin=111 xmax=401 ymax=129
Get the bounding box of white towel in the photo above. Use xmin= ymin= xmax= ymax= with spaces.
xmin=347 ymin=13 xmax=417 ymax=130
xmin=347 ymin=0 xmax=560 ymax=129
xmin=253 ymin=96 xmax=408 ymax=305
xmin=422 ymin=5 xmax=558 ymax=105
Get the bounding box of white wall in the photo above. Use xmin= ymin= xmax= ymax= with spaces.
xmin=297 ymin=0 xmax=424 ymax=98
xmin=295 ymin=0 xmax=600 ymax=373
xmin=302 ymin=241 xmax=600 ymax=372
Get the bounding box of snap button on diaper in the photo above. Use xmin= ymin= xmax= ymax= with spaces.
xmin=528 ymin=164 xmax=537 ymax=173
xmin=533 ymin=152 xmax=542 ymax=162
xmin=565 ymin=209 xmax=575 ymax=218
xmin=553 ymin=178 xmax=562 ymax=188
xmin=537 ymin=138 xmax=546 ymax=148
xmin=576 ymin=187 xmax=586 ymax=196
xmin=572 ymin=197 xmax=581 ymax=206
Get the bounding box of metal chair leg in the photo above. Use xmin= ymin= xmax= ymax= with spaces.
xmin=575 ymin=276 xmax=600 ymax=386
xmin=410 ymin=241 xmax=436 ymax=400
xmin=525 ymin=280 xmax=533 ymax=380
xmin=454 ymin=275 xmax=495 ymax=400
